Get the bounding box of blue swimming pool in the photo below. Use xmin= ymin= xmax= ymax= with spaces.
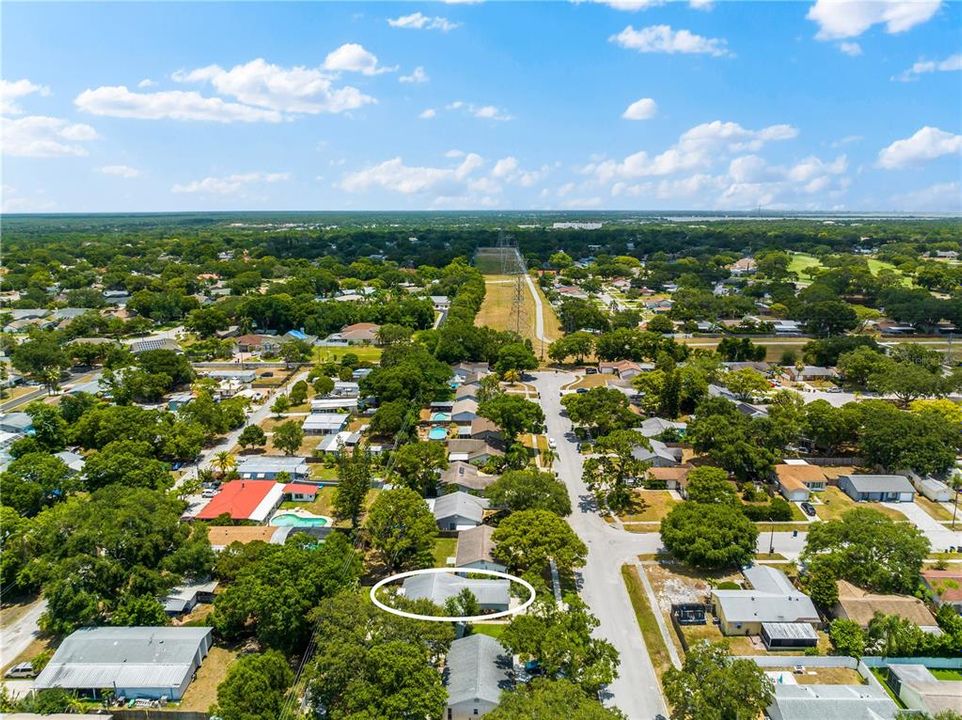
xmin=428 ymin=427 xmax=448 ymax=440
xmin=430 ymin=412 xmax=451 ymax=422
xmin=271 ymin=513 xmax=329 ymax=527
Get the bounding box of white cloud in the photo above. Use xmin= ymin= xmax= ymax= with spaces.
xmin=492 ymin=156 xmax=519 ymax=178
xmin=579 ymin=0 xmax=666 ymax=9
xmin=445 ymin=149 xmax=465 ymax=158
xmin=831 ymin=134 xmax=863 ymax=147
xmin=340 ymin=153 xmax=484 ymax=194
xmin=446 ymin=100 xmax=513 ymax=121
xmin=172 ymin=171 xmax=290 ymax=195
xmin=99 ymin=164 xmax=141 ymax=178
xmin=137 ymin=78 xmax=156 ymax=88
xmin=1 ymin=115 xmax=98 ymax=157
xmin=323 ymin=43 xmax=394 ymax=76
xmin=400 ymin=66 xmax=429 ymax=84
xmin=807 ymin=0 xmax=942 ymax=40
xmin=622 ymin=97 xmax=657 ymax=120
xmin=173 ymin=58 xmax=375 ymax=114
xmin=610 ymin=24 xmax=731 ymax=56
xmin=877 ymin=126 xmax=962 ymax=168
xmin=388 ymin=12 xmax=460 ymax=31
xmin=75 ymin=85 xmax=283 ymax=122
xmin=838 ymin=41 xmax=862 ymax=56
xmin=689 ymin=0 xmax=714 ymax=9
xmin=890 ymin=181 xmax=962 ymax=212
xmin=419 ymin=108 xmax=437 ymax=119
xmin=1 ymin=185 xmax=56 ymax=213
xmin=892 ymin=53 xmax=962 ymax=81
xmin=0 ymin=79 xmax=51 ymax=115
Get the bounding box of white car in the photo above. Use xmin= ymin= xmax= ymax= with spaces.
xmin=548 ymin=437 xmax=557 ymax=449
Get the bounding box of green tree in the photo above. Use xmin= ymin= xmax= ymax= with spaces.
xmin=723 ymin=367 xmax=770 ymax=401
xmin=332 ymin=449 xmax=373 ymax=529
xmin=488 ymin=679 xmax=626 ymax=720
xmin=369 ymin=399 xmax=411 ymax=437
xmin=0 ymin=453 xmax=76 ymax=516
xmin=11 ymin=334 xmax=69 ymax=391
xmin=392 ymin=442 xmax=447 ymax=496
xmin=581 ymin=430 xmax=649 ymax=512
xmin=492 ymin=509 xmax=587 ymax=576
xmin=477 ymin=394 xmax=545 ymax=443
xmin=561 ymin=386 xmax=637 ymax=437
xmin=856 ymin=400 xmax=958 ymax=476
xmin=829 ymin=618 xmax=866 ymax=659
xmin=312 ymin=374 xmax=335 ymax=396
xmin=684 ymin=466 xmax=737 ymax=505
xmin=501 ymin=595 xmax=617 ymax=695
xmin=486 ymin=468 xmax=571 ymax=516
xmin=270 ymin=393 xmax=291 ymax=417
xmin=663 ymin=641 xmax=774 ymax=720
xmin=83 ymin=440 xmax=172 ymax=491
xmin=797 ymin=299 xmax=859 ymax=336
xmin=24 ymin=402 xmax=67 ymax=451
xmin=272 ymin=420 xmax=304 ymax=455
xmin=837 ymin=345 xmax=888 ymax=387
xmin=548 ymin=332 xmax=595 ymax=364
xmin=869 ymin=358 xmax=954 ymax=407
xmin=238 ymin=424 xmax=267 ymax=450
xmin=646 ymin=314 xmax=675 ymax=334
xmin=110 ymin=594 xmax=169 ymax=626
xmin=213 ymin=650 xmax=293 ymax=720
xmin=660 ymin=502 xmax=758 ymax=569
xmin=365 ymin=487 xmax=438 ymax=571
xmin=288 ymin=379 xmax=308 ymax=406
xmin=495 ymin=342 xmax=539 ymax=377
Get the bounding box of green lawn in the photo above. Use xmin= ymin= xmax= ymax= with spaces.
xmin=866 ymin=258 xmax=913 ymax=286
xmin=280 ymin=486 xmax=337 ymax=516
xmin=788 ymin=253 xmax=823 ymax=281
xmin=314 ymin=345 xmax=383 ymax=364
xmin=621 ymin=565 xmax=675 ymax=679
xmin=433 ymin=537 xmax=458 ymax=567
xmin=931 ymin=668 xmax=962 ymax=681
xmin=472 ymin=624 xmax=506 ymax=639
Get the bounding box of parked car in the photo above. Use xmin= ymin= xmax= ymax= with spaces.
xmin=5 ymin=662 xmax=34 ymax=678
xmin=576 ymin=387 xmax=589 ymax=394
xmin=800 ymin=502 xmax=816 ymax=517
xmin=201 ymin=489 xmax=218 ymax=498
xmin=548 ymin=437 xmax=557 ymax=449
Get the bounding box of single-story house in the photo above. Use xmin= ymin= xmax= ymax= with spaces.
xmin=54 ymin=450 xmax=86 ymax=475
xmin=236 ymin=455 xmax=310 ymax=481
xmin=646 ymin=466 xmax=691 ymax=496
xmin=887 ymin=664 xmax=962 ymax=717
xmin=303 ymin=412 xmax=349 ymax=435
xmin=336 ymin=322 xmax=381 ymax=344
xmin=598 ymin=360 xmax=649 ymax=379
xmin=455 ymin=525 xmax=505 ymax=573
xmin=431 ymin=491 xmax=489 ymax=531
xmin=712 ymin=565 xmax=819 ymax=636
xmin=161 ymin=580 xmax=219 ymax=616
xmin=833 ymin=580 xmax=939 ymax=630
xmin=311 ymin=397 xmax=358 ymax=413
xmin=784 ymin=365 xmax=838 ymax=383
xmin=207 ymin=525 xmax=290 ymax=551
xmin=34 ymin=626 xmax=213 ymax=701
xmin=765 ymin=683 xmax=898 ymax=720
xmin=328 ymin=381 xmax=360 ymax=398
xmin=195 ymin=479 xmax=285 ymax=523
xmin=639 ymin=417 xmax=687 ymax=439
xmin=771 ymin=319 xmax=803 ymax=336
xmin=0 ymin=412 xmax=33 ymax=435
xmin=921 ymin=569 xmax=962 ymax=614
xmin=284 ymin=329 xmax=318 ymax=345
xmin=205 ymin=369 xmax=256 ymax=384
xmin=760 ymin=622 xmax=818 ymax=650
xmin=447 ymin=439 xmax=504 ymax=465
xmin=440 ymin=461 xmax=499 ymax=494
xmin=402 ymin=573 xmax=509 ymax=613
xmin=455 ymin=383 xmax=481 ymax=402
xmin=466 ymin=417 xmax=503 ymax=443
xmin=284 ymin=483 xmax=320 ymax=502
xmin=445 ymin=634 xmax=513 ymax=720
xmin=130 ymin=337 xmax=181 ymax=354
xmin=631 ymin=439 xmax=682 ymax=468
xmin=233 ymin=334 xmax=282 ymax=354
xmin=430 ymin=295 xmax=450 ymax=311
xmin=452 ymin=362 xmax=490 ymax=381
xmin=838 ymin=474 xmax=915 ymax=503
xmin=911 ymin=475 xmax=954 ymax=503
xmin=451 ymin=398 xmax=479 ymax=425
xmin=773 ymin=464 xmax=828 ymax=502
xmin=728 ymin=257 xmax=757 ymax=275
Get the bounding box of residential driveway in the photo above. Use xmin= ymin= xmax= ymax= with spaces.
xmin=533 ymin=371 xmax=810 ymax=719
xmin=0 ymin=597 xmax=46 ymax=669
xmin=883 ymin=501 xmax=962 ymax=553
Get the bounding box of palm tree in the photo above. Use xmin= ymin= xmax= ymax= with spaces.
xmin=212 ymin=451 xmax=236 ymax=478
xmin=503 ymin=369 xmax=521 ymax=385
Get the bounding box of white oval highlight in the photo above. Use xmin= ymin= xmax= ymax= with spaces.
xmin=370 ymin=567 xmax=537 ymax=623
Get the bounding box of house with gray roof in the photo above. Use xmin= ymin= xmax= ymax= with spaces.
xmin=235 ymin=455 xmax=309 ymax=481
xmin=403 ymin=574 xmax=510 ymax=612
xmin=766 ymin=683 xmax=898 ymax=720
xmin=54 ymin=450 xmax=85 ymax=475
xmin=130 ymin=337 xmax=181 ymax=354
xmin=838 ymin=474 xmax=915 ymax=503
xmin=432 ymin=491 xmax=489 ymax=530
xmin=455 ymin=525 xmax=505 ymax=573
xmin=161 ymin=580 xmax=218 ymax=616
xmin=631 ymin=439 xmax=682 ymax=467
xmin=445 ymin=634 xmax=513 ymax=720
xmin=639 ymin=417 xmax=687 ymax=439
xmin=34 ymin=626 xmax=212 ymax=700
xmin=440 ymin=461 xmax=498 ymax=494
xmin=0 ymin=412 xmax=33 ymax=435
xmin=712 ymin=565 xmax=819 ymax=636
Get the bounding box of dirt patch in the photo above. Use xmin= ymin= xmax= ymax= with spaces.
xmin=176 ymin=646 xmax=240 ymax=712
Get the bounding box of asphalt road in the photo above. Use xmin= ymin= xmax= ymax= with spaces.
xmin=533 ymin=370 xmax=809 ymax=720
xmin=0 ymin=598 xmax=47 ymax=670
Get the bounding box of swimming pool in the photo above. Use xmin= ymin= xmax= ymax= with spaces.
xmin=428 ymin=427 xmax=448 ymax=440
xmin=430 ymin=412 xmax=451 ymax=422
xmin=271 ymin=513 xmax=329 ymax=527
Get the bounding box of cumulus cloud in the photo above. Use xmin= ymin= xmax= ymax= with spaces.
xmin=892 ymin=53 xmax=962 ymax=81
xmin=578 ymin=0 xmax=714 ymax=10
xmin=323 ymin=43 xmax=394 ymax=76
xmin=172 ymin=171 xmax=290 ymax=195
xmin=838 ymin=41 xmax=862 ymax=56
xmin=622 ymin=97 xmax=657 ymax=120
xmin=0 ymin=79 xmax=51 ymax=115
xmin=340 ymin=153 xmax=484 ymax=194
xmin=877 ymin=126 xmax=962 ymax=168
xmin=99 ymin=164 xmax=141 ymax=178
xmin=610 ymin=24 xmax=731 ymax=56
xmin=446 ymin=100 xmax=513 ymax=121
xmin=400 ymin=66 xmax=430 ymax=84
xmin=585 ymin=120 xmax=798 ymax=182
xmin=388 ymin=12 xmax=460 ymax=31
xmin=137 ymin=78 xmax=156 ymax=88
xmin=419 ymin=108 xmax=437 ymax=119
xmin=1 ymin=115 xmax=98 ymax=157
xmin=76 ymin=85 xmax=283 ymax=122
xmin=173 ymin=58 xmax=374 ymax=114
xmin=807 ymin=0 xmax=942 ymax=40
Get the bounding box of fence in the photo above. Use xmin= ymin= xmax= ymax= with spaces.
xmin=802 ymin=457 xmax=866 ymax=467
xmin=109 ymin=710 xmax=210 ymax=720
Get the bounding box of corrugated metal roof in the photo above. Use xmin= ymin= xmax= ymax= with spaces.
xmin=445 ymin=634 xmax=513 ymax=706
xmin=768 ymin=684 xmax=898 ymax=720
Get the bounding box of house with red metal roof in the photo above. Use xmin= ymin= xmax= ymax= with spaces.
xmin=196 ymin=480 xmax=284 ymax=523
xmin=283 ymin=483 xmax=320 ymax=502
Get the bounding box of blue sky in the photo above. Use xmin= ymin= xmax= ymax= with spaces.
xmin=2 ymin=0 xmax=960 ymax=213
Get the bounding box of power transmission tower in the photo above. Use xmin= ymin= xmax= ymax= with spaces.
xmin=498 ymin=230 xmax=527 ymax=337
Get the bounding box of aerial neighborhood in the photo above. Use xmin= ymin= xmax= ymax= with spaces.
xmin=0 ymin=215 xmax=960 ymax=720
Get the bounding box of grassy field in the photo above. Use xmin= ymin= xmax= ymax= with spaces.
xmin=813 ymin=487 xmax=906 ymax=522
xmin=916 ymin=494 xmax=955 ymax=522
xmin=620 ymin=491 xmax=680 ymax=523
xmin=788 ymin=253 xmax=823 ymax=281
xmin=473 ymin=624 xmax=506 ymax=639
xmin=280 ymin=486 xmax=337 ymax=516
xmin=931 ymin=668 xmax=962 ymax=681
xmin=433 ymin=537 xmax=458 ymax=567
xmin=476 ymin=274 xmax=562 ymax=353
xmin=177 ymin=646 xmax=239 ymax=711
xmin=622 ymin=565 xmax=675 ymax=679
xmin=313 ymin=345 xmax=383 ymax=364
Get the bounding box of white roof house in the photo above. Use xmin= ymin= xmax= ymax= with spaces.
xmin=34 ymin=626 xmax=213 ymax=701
xmin=445 ymin=634 xmax=513 ymax=720
xmin=432 ymin=492 xmax=489 ymax=531
xmin=712 ymin=565 xmax=819 ymax=635
xmin=235 ymin=455 xmax=309 ymax=480
xmin=403 ymin=574 xmax=510 ymax=611
xmin=303 ymin=413 xmax=349 ymax=435
xmin=310 ymin=397 xmax=358 ymax=413
xmin=766 ymin=684 xmax=898 ymax=720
